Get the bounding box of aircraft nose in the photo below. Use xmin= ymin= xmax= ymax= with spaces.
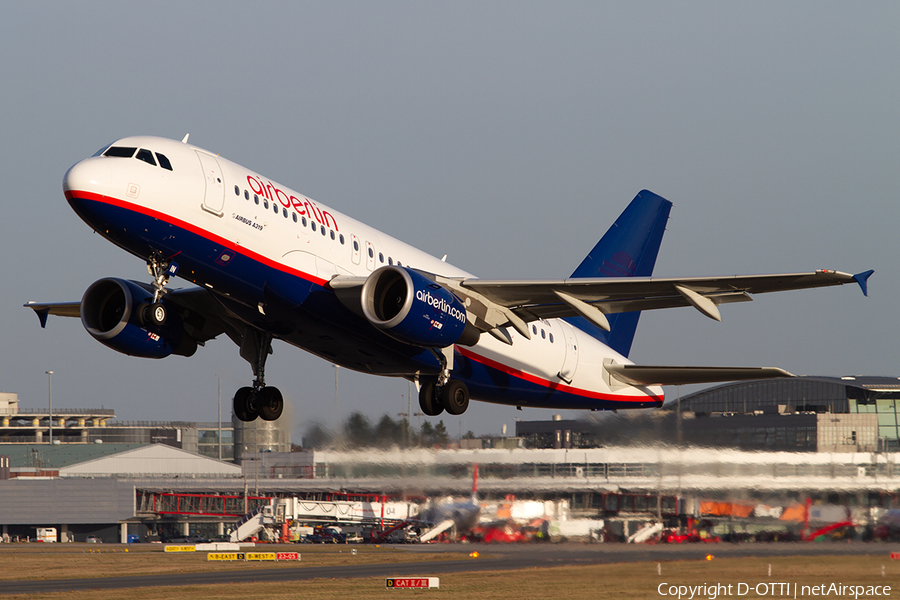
xmin=63 ymin=158 xmax=112 ymax=199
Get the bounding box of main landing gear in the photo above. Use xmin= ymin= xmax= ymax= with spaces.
xmin=419 ymin=346 xmax=470 ymax=416
xmin=233 ymin=329 xmax=284 ymax=422
xmin=419 ymin=379 xmax=470 ymax=416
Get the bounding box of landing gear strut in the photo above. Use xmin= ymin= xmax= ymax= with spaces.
xmin=141 ymin=252 xmax=177 ymax=327
xmin=233 ymin=329 xmax=284 ymax=422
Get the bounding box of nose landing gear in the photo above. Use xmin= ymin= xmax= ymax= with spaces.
xmin=233 ymin=329 xmax=284 ymax=422
xmin=142 ymin=252 xmax=177 ymax=327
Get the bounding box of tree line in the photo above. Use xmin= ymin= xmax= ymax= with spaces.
xmin=301 ymin=411 xmax=476 ymax=449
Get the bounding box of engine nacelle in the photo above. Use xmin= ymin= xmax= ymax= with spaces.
xmin=80 ymin=278 xmax=196 ymax=358
xmin=361 ymin=266 xmax=480 ymax=348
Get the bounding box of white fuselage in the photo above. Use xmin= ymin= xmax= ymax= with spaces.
xmin=63 ymin=136 xmax=664 ymax=411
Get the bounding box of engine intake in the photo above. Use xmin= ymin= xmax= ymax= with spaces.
xmin=80 ymin=278 xmax=196 ymax=358
xmin=361 ymin=266 xmax=479 ymax=348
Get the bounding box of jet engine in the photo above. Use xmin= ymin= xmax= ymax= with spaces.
xmin=80 ymin=278 xmax=196 ymax=358
xmin=361 ymin=266 xmax=480 ymax=348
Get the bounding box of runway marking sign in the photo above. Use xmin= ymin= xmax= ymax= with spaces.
xmin=164 ymin=545 xmax=196 ymax=552
xmin=208 ymin=552 xmax=245 ymax=561
xmin=276 ymin=552 xmax=301 ymax=560
xmin=207 ymin=552 xmax=301 ymax=562
xmin=246 ymin=552 xmax=277 ymax=561
xmin=386 ymin=578 xmax=440 ymax=589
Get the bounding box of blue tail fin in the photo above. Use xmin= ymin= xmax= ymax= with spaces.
xmin=566 ymin=190 xmax=672 ymax=357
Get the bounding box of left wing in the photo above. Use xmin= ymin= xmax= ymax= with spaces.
xmin=330 ymin=269 xmax=872 ymax=342
xmin=442 ymin=269 xmax=873 ymax=339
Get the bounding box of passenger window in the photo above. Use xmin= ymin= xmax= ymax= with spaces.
xmin=320 ymin=226 xmax=326 ymax=236
xmin=388 ymin=257 xmax=393 ymax=265
xmin=532 ymin=325 xmax=537 ymax=335
xmin=379 ymin=253 xmax=384 ymax=263
xmin=302 ymin=217 xmax=307 ymax=226
xmin=136 ymin=149 xmax=156 ymax=166
xmin=156 ymin=153 xmax=173 ymax=171
xmin=283 ymin=208 xmax=288 ymax=218
xmin=234 ymin=185 xmax=240 ymax=195
xmin=339 ymin=234 xmax=345 ymax=245
xmin=368 ymin=247 xmax=374 ymax=258
xmin=330 ymin=230 xmax=335 ymax=240
xmin=353 ymin=240 xmax=359 ymax=251
xmin=244 ymin=190 xmax=249 ymax=200
xmin=273 ymin=203 xmax=278 ymax=214
xmin=549 ymin=333 xmax=554 ymax=343
xmin=103 ymin=146 xmax=137 ymax=158
xmin=311 ymin=222 xmax=317 ymax=232
xmin=541 ymin=329 xmax=546 ymax=339
xmin=292 ymin=213 xmax=297 ymax=223
xmin=254 ymin=195 xmax=259 ymax=205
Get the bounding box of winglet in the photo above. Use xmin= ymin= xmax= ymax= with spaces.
xmin=852 ymin=269 xmax=874 ymax=297
xmin=34 ymin=307 xmax=50 ymax=328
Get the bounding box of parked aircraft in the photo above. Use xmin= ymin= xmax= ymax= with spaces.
xmin=416 ymin=465 xmax=482 ymax=542
xmin=26 ymin=136 xmax=872 ymax=422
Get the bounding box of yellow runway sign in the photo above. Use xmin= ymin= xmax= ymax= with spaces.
xmin=246 ymin=552 xmax=277 ymax=561
xmin=208 ymin=553 xmax=245 ymax=561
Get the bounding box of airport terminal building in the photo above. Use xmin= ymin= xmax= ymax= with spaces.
xmin=517 ymin=376 xmax=900 ymax=453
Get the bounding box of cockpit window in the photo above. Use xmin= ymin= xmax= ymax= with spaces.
xmin=104 ymin=146 xmax=137 ymax=158
xmin=92 ymin=144 xmax=112 ymax=157
xmin=136 ymin=149 xmax=156 ymax=166
xmin=156 ymin=153 xmax=173 ymax=171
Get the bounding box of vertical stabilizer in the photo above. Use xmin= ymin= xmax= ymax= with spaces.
xmin=566 ymin=190 xmax=672 ymax=357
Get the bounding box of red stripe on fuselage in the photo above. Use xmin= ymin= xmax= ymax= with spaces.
xmin=457 ymin=346 xmax=664 ymax=404
xmin=65 ymin=189 xmax=329 ymax=287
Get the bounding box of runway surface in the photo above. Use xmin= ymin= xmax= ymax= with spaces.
xmin=1 ymin=542 xmax=895 ymax=595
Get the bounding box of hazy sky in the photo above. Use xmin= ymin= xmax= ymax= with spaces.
xmin=1 ymin=2 xmax=897 ymax=441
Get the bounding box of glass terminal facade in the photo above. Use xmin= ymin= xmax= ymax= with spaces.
xmin=679 ymin=376 xmax=900 ymax=451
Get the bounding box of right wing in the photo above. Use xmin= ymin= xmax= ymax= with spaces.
xmin=25 ymin=286 xmax=230 ymax=346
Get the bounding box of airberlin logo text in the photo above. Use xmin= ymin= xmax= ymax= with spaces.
xmin=415 ymin=290 xmax=466 ymax=323
xmin=247 ymin=176 xmax=339 ymax=231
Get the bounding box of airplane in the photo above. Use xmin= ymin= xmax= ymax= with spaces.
xmin=26 ymin=135 xmax=873 ymax=423
xmin=415 ymin=465 xmax=482 ymax=542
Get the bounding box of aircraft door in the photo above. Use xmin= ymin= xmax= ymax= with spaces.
xmin=557 ymin=320 xmax=579 ymax=384
xmin=365 ymin=241 xmax=375 ymax=271
xmin=350 ymin=235 xmax=361 ymax=265
xmin=196 ymin=152 xmax=225 ymax=216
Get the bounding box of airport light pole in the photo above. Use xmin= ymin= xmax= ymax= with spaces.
xmin=334 ymin=365 xmax=339 ymax=430
xmin=217 ymin=376 xmax=222 ymax=460
xmin=45 ymin=371 xmax=53 ymax=445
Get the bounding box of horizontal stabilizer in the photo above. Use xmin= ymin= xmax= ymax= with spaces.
xmin=606 ymin=364 xmax=793 ymax=386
